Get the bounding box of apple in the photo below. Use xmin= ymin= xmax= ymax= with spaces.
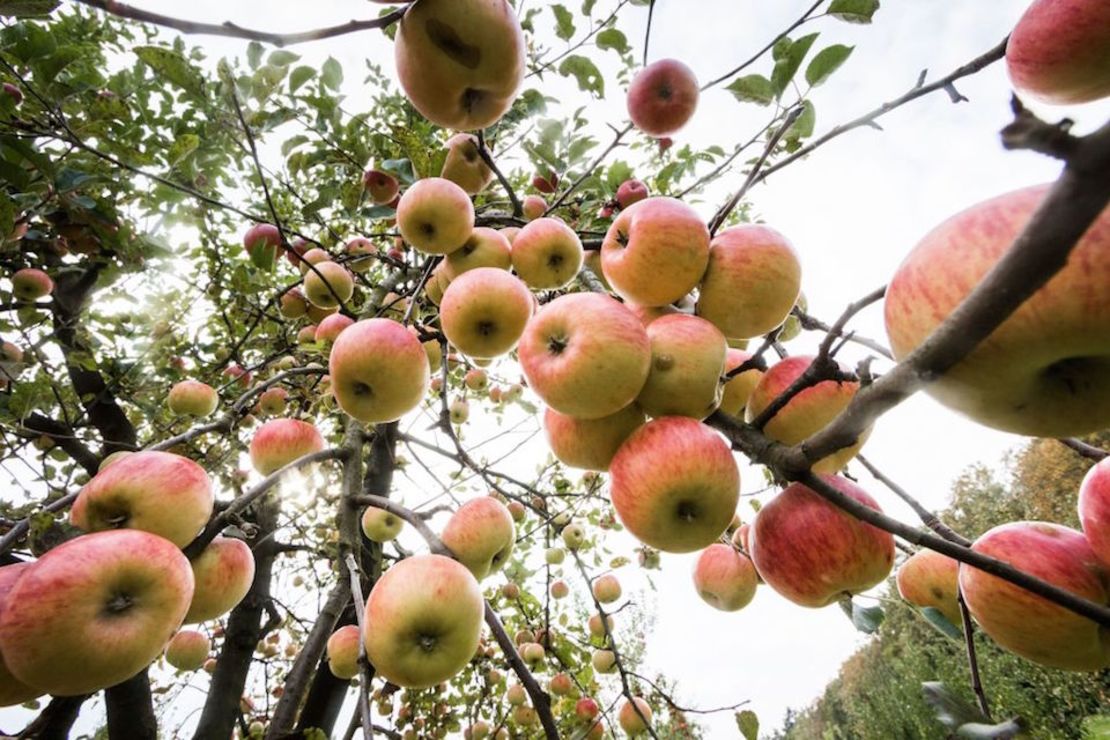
xmin=520 ymin=642 xmax=545 ymax=663
xmin=297 ymin=247 xmax=332 ymax=275
xmin=279 ymin=288 xmax=308 ymax=319
xmin=609 ymin=417 xmax=739 ymax=553
xmin=692 ymin=543 xmax=758 ymax=611
xmin=441 ymin=497 xmax=515 ymax=579
xmin=2 ymin=82 xmax=22 ymax=105
xmin=549 ymin=671 xmax=573 ymax=696
xmin=545 ymin=547 xmax=565 ymax=565
xmin=346 ymin=237 xmax=377 ymax=273
xmin=521 ymin=195 xmax=546 ymax=221
xmin=506 ymin=682 xmax=527 ymax=705
xmin=500 ymin=226 xmax=521 ymax=245
xmin=363 ymin=169 xmax=400 ymax=205
xmin=532 ymin=171 xmax=558 ymax=193
xmin=591 ymin=574 xmax=621 ymax=603
xmin=0 ymin=563 xmax=42 ymax=706
xmin=550 ymin=579 xmax=569 ymax=599
xmin=363 ymin=554 xmax=485 ymax=688
xmin=306 ymin=303 xmax=338 ymax=325
xmin=718 ymin=348 xmax=764 ymax=417
xmin=510 ymin=217 xmax=583 ymax=289
xmin=440 ymin=133 xmax=493 ymax=194
xmin=601 ymin=197 xmax=710 ymax=307
xmin=745 ymin=355 xmax=868 ymax=474
xmin=315 ymin=313 xmax=354 ymax=344
xmin=518 ymin=292 xmax=651 ymax=419
xmin=587 ymin=613 xmax=613 ymax=638
xmin=627 ymin=58 xmax=699 ymax=137
xmin=165 ymin=629 xmax=211 ymax=671
xmin=636 ymin=314 xmax=727 ymax=419
xmin=330 ymin=318 xmax=430 ymax=423
xmin=297 ymin=325 xmax=318 ymax=345
xmin=10 ymin=267 xmax=53 ymax=301
xmin=362 ymin=506 xmax=404 ymax=542
xmin=464 ymin=368 xmax=489 ymax=391
xmin=327 ymin=624 xmax=362 ymax=679
xmin=750 ymin=475 xmax=895 ymax=608
xmin=185 ymin=535 xmax=255 ymax=623
xmin=1079 ymin=458 xmax=1110 ymax=566
xmin=303 ymin=261 xmax=354 ymax=309
xmin=223 ymin=363 xmax=253 ymax=390
xmin=896 ymin=549 xmax=962 ymax=627
xmin=884 ymin=183 xmax=1110 ymax=437
xmin=249 ymin=418 xmax=325 ymax=475
xmin=285 ymin=237 xmax=310 ymax=268
xmin=241 ymin=223 xmax=282 ymax=269
xmin=394 ymin=0 xmax=525 ymax=130
xmin=449 ymin=397 xmax=470 ymax=424
xmin=696 ymin=225 xmax=802 ymax=340
xmin=396 ymin=178 xmax=475 ymax=255
xmin=0 ymin=530 xmax=194 ymax=696
xmin=576 ymin=696 xmax=600 ymax=721
xmin=445 ymin=227 xmax=512 ymax=279
xmin=591 ymin=649 xmax=616 ymax=673
xmin=440 ymin=267 xmax=534 ymax=359
xmin=168 ymin=379 xmax=219 ymax=417
xmin=960 ymin=521 xmax=1109 ymax=671
xmin=618 ymin=697 xmax=653 ymax=736
xmin=1005 ymin=0 xmax=1110 ymax=104
xmin=562 ymin=521 xmax=587 ymax=550
xmin=616 ymin=179 xmax=649 ymax=209
xmin=543 ymin=403 xmax=645 ymax=471
xmin=71 ymin=450 xmax=214 ymax=548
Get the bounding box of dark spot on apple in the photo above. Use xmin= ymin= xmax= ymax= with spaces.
xmin=460 ymin=87 xmax=485 ymax=114
xmin=615 ymin=230 xmax=629 ymax=248
xmin=547 ymin=253 xmax=563 ymax=268
xmin=477 ymin=320 xmax=496 ymax=336
xmin=675 ymin=500 xmax=698 ymax=522
xmin=418 ymin=634 xmax=439 ymax=652
xmin=103 ymin=592 xmax=136 ymax=616
xmin=353 ymin=382 xmax=373 ymax=397
xmin=657 ymin=83 xmax=672 ymax=101
xmin=930 ymin=587 xmax=945 ymax=600
xmin=547 ymin=334 xmax=569 ymax=355
xmin=425 ymin=19 xmax=481 ymax=69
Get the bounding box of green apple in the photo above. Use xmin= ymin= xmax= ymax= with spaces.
xmin=165 ymin=629 xmax=211 ymax=671
xmin=396 ymin=178 xmax=475 ymax=256
xmin=510 ymin=217 xmax=583 ymax=289
xmin=303 ymin=261 xmax=354 ymax=309
xmin=362 ymin=506 xmax=404 ymax=542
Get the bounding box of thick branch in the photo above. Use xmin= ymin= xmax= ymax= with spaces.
xmin=106 ymin=669 xmax=156 ymax=740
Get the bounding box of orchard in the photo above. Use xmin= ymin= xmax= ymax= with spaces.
xmin=0 ymin=0 xmax=1107 ymax=738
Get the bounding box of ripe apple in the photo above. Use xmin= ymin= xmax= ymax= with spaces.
xmin=249 ymin=418 xmax=325 ymax=476
xmin=297 ymin=325 xmax=318 ymax=345
xmin=394 ymin=0 xmax=525 ymax=130
xmin=71 ymin=450 xmax=214 ymax=548
xmin=0 ymin=530 xmax=194 ymax=696
xmin=396 ymin=177 xmax=475 ymax=255
xmin=745 ymin=355 xmax=868 ymax=474
xmin=329 ymin=318 xmax=430 ymax=423
xmin=445 ymin=227 xmax=512 ymax=279
xmin=298 ymin=247 xmax=332 ymax=275
xmin=1005 ymin=0 xmax=1110 ymax=104
xmin=165 ymin=629 xmax=211 ymax=671
xmin=719 ymin=349 xmax=764 ymax=417
xmin=441 ymin=497 xmax=515 ymax=579
xmin=440 ymin=133 xmax=493 ymax=194
xmin=627 ymin=58 xmax=699 ymax=137
xmin=440 ymin=268 xmax=533 ymax=360
xmin=346 ymin=237 xmax=376 ymax=273
xmin=518 ymin=292 xmax=651 ymax=419
xmin=896 ymin=548 xmax=962 ymax=627
xmin=327 ymin=624 xmax=362 ymax=679
xmin=279 ymin=288 xmax=308 ymax=319
xmin=303 ymin=261 xmax=354 ymax=309
xmin=10 ymin=267 xmax=53 ymax=301
xmin=168 ymin=379 xmax=219 ymax=417
xmin=242 ymin=224 xmax=282 ymax=269
xmin=587 ymin=613 xmax=613 ymax=638
xmin=960 ymin=521 xmax=1109 ymax=671
xmin=543 ymin=403 xmax=645 ymax=471
xmin=364 ymin=169 xmax=400 ymax=205
xmin=884 ymin=183 xmax=1110 ymax=437
xmin=259 ymin=388 xmax=289 ymax=417
xmin=521 ymin=195 xmax=547 ymax=222
xmin=591 ymin=574 xmax=622 ymax=603
xmin=576 ymin=696 xmax=600 ymax=721
xmin=0 ymin=563 xmax=42 ymax=706
xmin=618 ymin=697 xmax=653 ymax=736
xmin=616 ymin=179 xmax=648 ymax=209
xmin=591 ymin=649 xmax=616 ymax=673
xmin=362 ymin=506 xmax=404 ymax=542
xmin=520 ymin=641 xmax=545 ymax=663
xmin=636 ymin=314 xmax=727 ymax=419
xmin=601 ymin=197 xmax=710 ymax=307
xmin=550 ymin=579 xmax=569 ymax=599
xmin=1079 ymin=458 xmax=1110 ymax=566
xmin=464 ymin=368 xmax=489 ymax=391
xmin=696 ymin=224 xmax=802 ymax=340
xmin=609 ymin=417 xmax=739 ymax=553
xmin=549 ymin=671 xmax=573 ymax=696
xmin=363 ymin=554 xmax=485 ymax=688
xmin=510 ymin=217 xmax=583 ymax=289
xmin=185 ymin=536 xmax=256 ymax=623
xmin=315 ymin=313 xmax=354 ymax=344
xmin=692 ymin=543 xmax=758 ymax=612
xmin=750 ymin=475 xmax=895 ymax=608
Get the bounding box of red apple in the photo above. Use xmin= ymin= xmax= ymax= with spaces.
xmin=0 ymin=563 xmax=42 ymax=706
xmin=896 ymin=549 xmax=962 ymax=627
xmin=249 ymin=418 xmax=325 ymax=475
xmin=1079 ymin=457 xmax=1110 ymax=567
xmin=168 ymin=379 xmax=219 ymax=417
xmin=10 ymin=267 xmax=53 ymax=301
xmin=185 ymin=535 xmax=255 ymax=624
xmin=618 ymin=697 xmax=653 ymax=736
xmin=279 ymin=288 xmax=308 ymax=319
xmin=719 ymin=349 xmax=764 ymax=417
xmin=329 ymin=318 xmax=430 ymax=423
xmin=627 ymin=58 xmax=699 ymax=137
xmin=303 ymin=261 xmax=354 ymax=309
xmin=315 ymin=314 xmax=354 ymax=345
xmin=616 ymin=179 xmax=649 ymax=209
xmin=1006 ymin=0 xmax=1110 ymax=104
xmin=327 ymin=624 xmax=362 ymax=679
xmin=522 ymin=195 xmax=546 ymax=221
xmin=591 ymin=574 xmax=622 ymax=603
xmin=636 ymin=314 xmax=727 ymax=419
xmin=543 ymin=404 xmax=645 ymax=471
xmin=440 ymin=267 xmax=534 ymax=359
xmin=363 ymin=169 xmax=400 ymax=205
xmin=692 ymin=543 xmax=758 ymax=611
xmin=346 ymin=237 xmax=376 ymax=273
xmin=242 ymin=224 xmax=282 ymax=269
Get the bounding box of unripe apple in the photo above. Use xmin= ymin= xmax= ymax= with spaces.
xmin=441 ymin=268 xmax=533 ymax=359
xmin=692 ymin=543 xmax=758 ymax=611
xmin=618 ymin=697 xmax=654 ymax=736
xmin=545 ymin=547 xmax=565 ymax=565
xmin=280 ymin=288 xmax=309 ymax=319
xmin=464 ymin=368 xmax=489 ymax=391
xmin=303 ymin=261 xmax=354 ymax=309
xmin=297 ymin=325 xmax=318 ymax=345
xmin=10 ymin=268 xmax=53 ymax=301
xmin=514 ymin=628 xmax=535 ymax=645
xmin=616 ymin=179 xmax=648 ymax=209
xmin=397 ymin=178 xmax=475 ymax=255
xmin=521 ymin=195 xmax=546 ymax=221
xmin=298 ymin=248 xmax=332 ymax=275
xmin=896 ymin=548 xmax=961 ymax=627
xmin=242 ymin=224 xmax=282 ymax=269
xmin=449 ymin=398 xmax=470 ymax=424
xmin=591 ymin=649 xmax=616 ymax=673
xmin=364 ymin=170 xmax=400 ymax=205
xmin=327 ymin=624 xmax=361 ymax=679
xmin=168 ymin=379 xmax=219 ymax=417
xmin=362 ymin=506 xmax=404 ymax=542
xmin=591 ymin=574 xmax=622 ymax=604
xmin=506 ymin=682 xmax=527 ymax=705
xmin=445 ymin=227 xmax=512 ymax=279
xmin=507 ymin=500 xmax=526 ymax=522
xmin=441 ymin=133 xmax=493 ymax=194
xmin=330 ymin=318 xmax=430 ymax=423
xmin=249 ymin=418 xmax=325 ymax=476
xmin=345 ymin=237 xmax=376 ymax=273
xmin=258 ymin=387 xmax=289 ymax=416
xmin=561 ymin=522 xmax=586 ymax=550
xmin=587 ymin=613 xmax=613 ymax=638
xmin=520 ymin=642 xmax=545 ymax=663
xmin=501 ymin=581 xmax=520 ymax=600
xmin=719 ymin=349 xmax=764 ymax=417
xmin=627 ymin=58 xmax=699 ymax=137
xmin=165 ymin=629 xmax=210 ymax=671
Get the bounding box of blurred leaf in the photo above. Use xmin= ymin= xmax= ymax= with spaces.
xmin=805 ymin=44 xmax=854 ymax=87
xmin=596 ymin=28 xmax=629 ymax=54
xmin=1081 ymin=715 xmax=1110 ymax=739
xmin=558 ymin=55 xmax=604 ymax=97
xmin=726 ymin=74 xmax=775 ymax=106
xmin=921 ymin=606 xmax=963 ymax=640
xmin=552 ymin=4 xmax=575 ymax=40
xmin=289 ymin=65 xmax=315 ymax=93
xmin=923 ymin=681 xmax=991 ymax=729
xmin=267 ymin=49 xmax=300 ymax=67
xmin=839 ymin=596 xmax=883 ymax=634
xmin=828 ymin=0 xmax=880 ymax=23
xmin=134 ymin=46 xmax=205 ymax=97
xmin=246 ymin=41 xmax=264 ymax=69
xmin=321 ymin=57 xmax=343 ymax=90
xmin=736 ymin=709 xmax=759 ymax=740
xmin=0 ymin=0 xmax=59 ymax=16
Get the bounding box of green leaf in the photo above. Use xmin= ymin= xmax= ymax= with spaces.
xmin=726 ymin=74 xmax=775 ymax=106
xmin=838 ymin=596 xmax=883 ymax=634
xmin=289 ymin=65 xmax=315 ymax=93
xmin=828 ymin=0 xmax=880 ymax=23
xmin=771 ymin=32 xmax=818 ymax=98
xmin=167 ymin=134 xmax=200 ymax=166
xmin=246 ymin=41 xmax=263 ymax=69
xmin=596 ymin=28 xmax=629 ymax=54
xmin=0 ymin=0 xmax=59 ymax=17
xmin=581 ymin=0 xmax=597 ymax=14
xmin=134 ymin=46 xmax=205 ymax=97
xmin=552 ymin=4 xmax=575 ymax=41
xmin=605 ymin=160 xmax=632 ymax=190
xmin=736 ymin=709 xmax=759 ymax=740
xmin=557 ymin=55 xmax=604 ymax=97
xmin=1081 ymin=715 xmax=1110 ymax=739
xmin=805 ymin=44 xmax=854 ymax=87
xmin=54 ymin=167 xmax=98 ymax=193
xmin=267 ymin=49 xmax=300 ymax=67
xmin=785 ymin=100 xmax=816 ymax=143
xmin=321 ymin=57 xmax=343 ymax=90
xmin=920 ymin=606 xmax=963 ymax=640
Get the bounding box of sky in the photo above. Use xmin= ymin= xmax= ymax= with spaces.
xmin=4 ymin=0 xmax=1110 ymax=737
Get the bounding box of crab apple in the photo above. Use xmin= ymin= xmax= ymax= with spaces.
xmin=616 ymin=179 xmax=649 ymax=209
xmin=550 ymin=579 xmax=570 ymax=599
xmin=449 ymin=398 xmax=470 ymax=424
xmin=532 ymin=171 xmax=558 ymax=193
xmin=591 ymin=574 xmax=622 ymax=603
xmin=519 ymin=293 xmax=651 ymax=419
xmin=1079 ymin=458 xmax=1110 ymax=566
xmin=346 ymin=237 xmax=376 ymax=273
xmin=719 ymin=349 xmax=764 ymax=417
xmin=441 ymin=133 xmax=493 ymax=194
xmin=242 ymin=224 xmax=282 ymax=268
xmin=279 ymin=288 xmax=308 ymax=319
xmin=185 ymin=536 xmax=256 ymax=623
xmin=750 ymin=475 xmax=895 ymax=608
xmin=330 ymin=318 xmax=430 ymax=423
xmin=445 ymin=227 xmax=512 ymax=279
xmin=696 ymin=224 xmax=802 ymax=340
xmin=619 ymin=697 xmax=654 ymax=736
xmin=627 ymin=58 xmax=699 ymax=137
xmin=591 ymin=649 xmax=616 ymax=673
xmin=257 ymin=387 xmax=288 ymax=415
xmin=464 ymin=368 xmax=489 ymax=391
xmin=636 ymin=314 xmax=727 ymax=419
xmin=548 ymin=672 xmax=573 ymax=696
xmin=441 ymin=497 xmax=515 ymax=580
xmin=0 ymin=530 xmax=194 ymax=696
xmin=1005 ymin=0 xmax=1110 ymax=104
xmin=440 ymin=268 xmax=533 ymax=360
xmin=10 ymin=268 xmax=52 ymax=301
xmin=315 ymin=313 xmax=354 ymax=344
xmin=587 ymin=613 xmax=613 ymax=638
xmin=576 ymin=697 xmax=600 ymax=721
xmin=298 ymin=247 xmax=332 ymax=275
xmin=510 ymin=217 xmax=583 ymax=289
xmin=884 ymin=183 xmax=1110 ymax=437
xmin=71 ymin=450 xmax=213 ymax=548
xmin=896 ymin=549 xmax=962 ymax=628
xmin=363 ymin=169 xmax=400 ymax=205
xmin=394 ymin=0 xmax=524 ymax=130
xmin=362 ymin=506 xmax=404 ymax=542
xmin=0 ymin=563 xmax=42 ymax=706
xmin=363 ymin=554 xmax=484 ymax=688
xmin=601 ymin=197 xmax=710 ymax=307
xmin=327 ymin=624 xmax=362 ymax=679
xmin=249 ymin=418 xmax=325 ymax=476
xmin=397 ymin=178 xmax=475 ymax=255
xmin=745 ymin=355 xmax=868 ymax=473
xmin=303 ymin=261 xmax=354 ymax=309
xmin=692 ymin=543 xmax=758 ymax=612
xmin=543 ymin=404 xmax=645 ymax=472
xmin=165 ymin=629 xmax=210 ymax=671
xmin=609 ymin=417 xmax=739 ymax=553
xmin=168 ymin=379 xmax=219 ymax=417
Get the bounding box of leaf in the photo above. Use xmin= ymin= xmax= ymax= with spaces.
xmin=134 ymin=46 xmax=205 ymax=97
xmin=0 ymin=0 xmax=59 ymax=16
xmin=54 ymin=167 xmax=98 ymax=193
xmin=921 ymin=606 xmax=963 ymax=640
xmin=736 ymin=709 xmax=759 ymax=740
xmin=828 ymin=0 xmax=880 ymax=23
xmin=321 ymin=57 xmax=343 ymax=90
xmin=596 ymin=28 xmax=629 ymax=54
xmin=289 ymin=65 xmax=315 ymax=93
xmin=771 ymin=32 xmax=818 ymax=98
xmin=552 ymin=5 xmax=575 ymax=41
xmin=805 ymin=44 xmax=854 ymax=87
xmin=167 ymin=134 xmax=200 ymax=166
xmin=605 ymin=160 xmax=632 ymax=190
xmin=267 ymin=49 xmax=300 ymax=67
xmin=784 ymin=100 xmax=816 ymax=147
xmin=557 ymin=55 xmax=604 ymax=97
xmin=838 ymin=596 xmax=883 ymax=633
xmin=1081 ymin=715 xmax=1110 ymax=739
xmin=246 ymin=41 xmax=263 ymax=69
xmin=726 ymin=74 xmax=775 ymax=106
